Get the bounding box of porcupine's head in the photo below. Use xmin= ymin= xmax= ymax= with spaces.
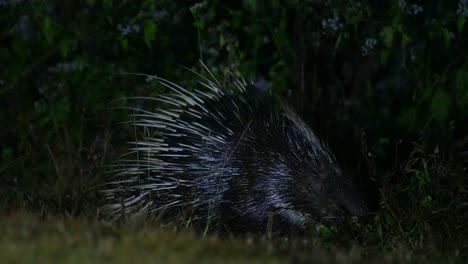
xmin=101 ymin=67 xmax=369 ymax=232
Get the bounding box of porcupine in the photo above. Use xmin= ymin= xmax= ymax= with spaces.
xmin=102 ymin=65 xmax=369 ymax=232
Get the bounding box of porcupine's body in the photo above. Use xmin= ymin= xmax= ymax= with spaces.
xmin=102 ymin=68 xmax=368 ymax=232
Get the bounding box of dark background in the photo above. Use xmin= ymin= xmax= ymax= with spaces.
xmin=1 ymin=0 xmax=467 ymax=253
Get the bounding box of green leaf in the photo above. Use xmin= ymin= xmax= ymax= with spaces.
xmin=379 ymin=49 xmax=390 ymax=65
xmin=317 ymin=224 xmax=332 ymax=237
xmin=441 ymin=28 xmax=450 ymax=48
xmin=219 ymin=34 xmax=225 ymax=46
xmin=458 ymin=16 xmax=465 ymax=33
xmin=42 ymin=17 xmax=55 ymax=46
xmin=415 ymin=170 xmax=430 ymax=189
xmin=243 ymin=0 xmax=256 ymax=11
xmin=193 ymin=19 xmax=205 ymax=30
xmin=144 ymin=20 xmax=158 ymax=48
xmin=401 ymin=33 xmax=411 ymax=48
xmin=456 ymin=70 xmax=468 ymax=91
xmin=381 ymin=26 xmax=394 ymax=48
xmin=120 ymin=38 xmax=128 ymax=50
xmin=430 ymin=89 xmax=451 ymax=124
xmin=59 ymin=38 xmax=70 ymax=58
xmin=397 ymin=106 xmax=418 ymax=130
xmin=456 ymin=69 xmax=468 ymax=109
xmin=332 ymin=33 xmax=343 ymax=59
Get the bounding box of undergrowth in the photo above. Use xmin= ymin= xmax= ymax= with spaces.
xmin=0 ymin=0 xmax=467 ymax=262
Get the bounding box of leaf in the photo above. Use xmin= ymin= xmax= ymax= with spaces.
xmin=334 ymin=33 xmax=343 ymax=51
xmin=379 ymin=49 xmax=390 ymax=65
xmin=397 ymin=106 xmax=418 ymax=130
xmin=381 ymin=26 xmax=394 ymax=48
xmin=144 ymin=20 xmax=158 ymax=48
xmin=441 ymin=28 xmax=450 ymax=48
xmin=458 ymin=16 xmax=465 ymax=33
xmin=42 ymin=17 xmax=55 ymax=46
xmin=456 ymin=69 xmax=468 ymax=109
xmin=456 ymin=69 xmax=468 ymax=92
xmin=193 ymin=19 xmax=205 ymax=30
xmin=243 ymin=0 xmax=256 ymax=11
xmin=120 ymin=38 xmax=128 ymax=50
xmin=317 ymin=224 xmax=332 ymax=235
xmin=401 ymin=33 xmax=411 ymax=48
xmin=59 ymin=38 xmax=70 ymax=58
xmin=430 ymin=89 xmax=451 ymax=124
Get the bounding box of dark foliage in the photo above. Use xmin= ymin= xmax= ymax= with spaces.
xmin=0 ymin=0 xmax=467 ymax=257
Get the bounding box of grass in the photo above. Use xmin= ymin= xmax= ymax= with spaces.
xmin=1 ymin=213 xmax=283 ymax=264
xmin=1 ymin=212 xmax=466 ymax=264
